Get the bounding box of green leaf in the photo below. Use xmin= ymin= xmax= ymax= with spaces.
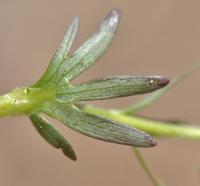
xmin=120 ymin=62 xmax=200 ymax=115
xmin=55 ymin=9 xmax=121 ymax=86
xmin=41 ymin=100 xmax=156 ymax=147
xmin=57 ymin=76 xmax=169 ymax=101
xmin=35 ymin=17 xmax=80 ymax=87
xmin=29 ymin=113 xmax=77 ymax=160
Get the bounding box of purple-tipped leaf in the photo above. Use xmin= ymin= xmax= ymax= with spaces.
xmin=57 ymin=76 xmax=169 ymax=101
xmin=42 ymin=100 xmax=156 ymax=147
xmin=57 ymin=9 xmax=121 ymax=86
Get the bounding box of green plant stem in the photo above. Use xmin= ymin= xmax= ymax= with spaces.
xmin=0 ymin=87 xmax=54 ymax=117
xmin=81 ymin=104 xmax=200 ymax=139
xmin=133 ymin=148 xmax=164 ymax=186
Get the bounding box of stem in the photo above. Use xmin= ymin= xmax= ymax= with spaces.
xmin=81 ymin=104 xmax=200 ymax=139
xmin=0 ymin=87 xmax=54 ymax=117
xmin=133 ymin=148 xmax=164 ymax=186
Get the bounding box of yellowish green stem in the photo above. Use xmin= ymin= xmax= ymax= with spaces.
xmin=0 ymin=87 xmax=54 ymax=117
xmin=81 ymin=104 xmax=200 ymax=139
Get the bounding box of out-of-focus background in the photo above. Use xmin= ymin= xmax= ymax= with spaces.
xmin=0 ymin=1 xmax=200 ymax=186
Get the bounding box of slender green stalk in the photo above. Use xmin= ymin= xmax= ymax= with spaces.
xmin=133 ymin=148 xmax=164 ymax=186
xmin=81 ymin=104 xmax=200 ymax=139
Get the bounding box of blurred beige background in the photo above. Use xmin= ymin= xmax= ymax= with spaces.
xmin=0 ymin=1 xmax=200 ymax=186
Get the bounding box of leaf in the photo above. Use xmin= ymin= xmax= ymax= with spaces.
xmin=29 ymin=113 xmax=77 ymax=160
xmin=120 ymin=62 xmax=200 ymax=115
xmin=56 ymin=9 xmax=121 ymax=86
xmin=57 ymin=76 xmax=169 ymax=101
xmin=41 ymin=100 xmax=156 ymax=147
xmin=35 ymin=17 xmax=80 ymax=87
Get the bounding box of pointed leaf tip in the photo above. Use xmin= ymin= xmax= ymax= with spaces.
xmin=100 ymin=9 xmax=121 ymax=34
xmin=154 ymin=76 xmax=170 ymax=88
xmin=144 ymin=135 xmax=157 ymax=146
xmin=145 ymin=76 xmax=170 ymax=89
